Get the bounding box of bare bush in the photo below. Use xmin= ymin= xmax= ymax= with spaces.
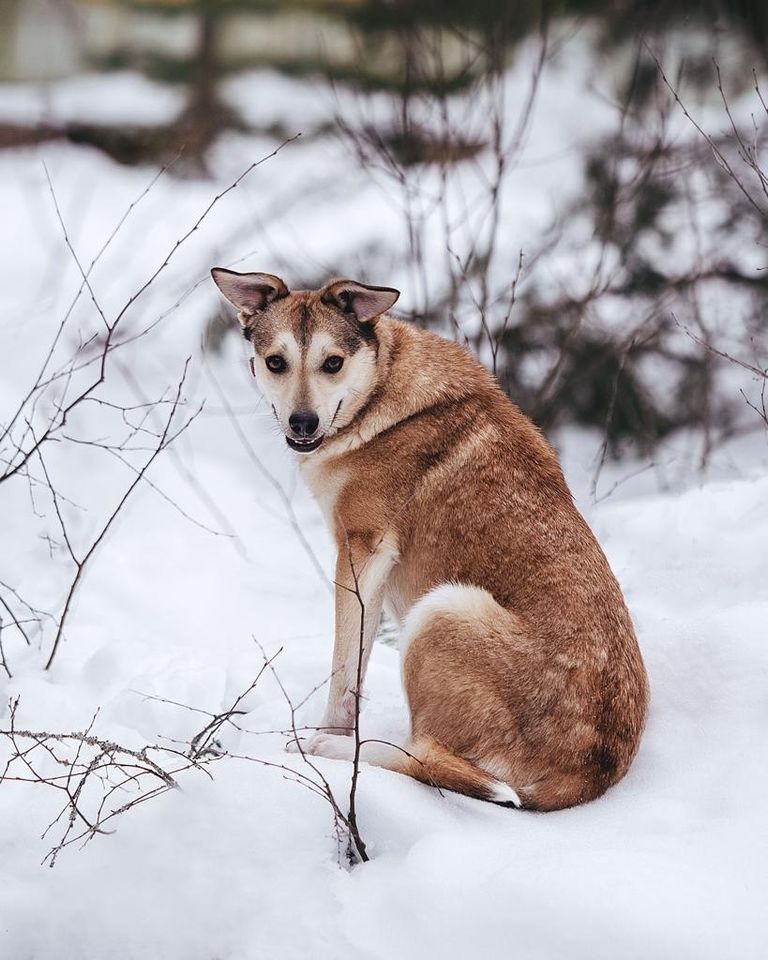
xmin=333 ymin=24 xmax=767 ymax=473
xmin=0 ymin=138 xmax=298 ymax=676
xmin=1 ymin=628 xmax=373 ymax=868
xmin=0 ymin=696 xmax=213 ymax=867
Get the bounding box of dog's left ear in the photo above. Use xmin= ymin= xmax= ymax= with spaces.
xmin=322 ymin=280 xmax=399 ymax=324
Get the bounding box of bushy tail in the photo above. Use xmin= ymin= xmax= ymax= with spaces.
xmin=402 ymin=735 xmax=521 ymax=807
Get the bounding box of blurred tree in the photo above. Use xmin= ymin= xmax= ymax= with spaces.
xmin=333 ymin=4 xmax=768 ymax=459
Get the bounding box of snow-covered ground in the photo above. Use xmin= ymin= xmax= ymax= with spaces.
xmin=1 ymin=391 xmax=766 ymax=959
xmin=1 ymin=61 xmax=767 ymax=959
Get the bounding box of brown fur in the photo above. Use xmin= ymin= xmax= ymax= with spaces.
xmin=212 ymin=272 xmax=649 ymax=811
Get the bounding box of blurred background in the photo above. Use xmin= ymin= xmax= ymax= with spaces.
xmin=1 ymin=0 xmax=766 ymax=464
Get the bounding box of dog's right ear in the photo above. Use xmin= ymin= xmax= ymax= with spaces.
xmin=211 ymin=268 xmax=289 ymax=322
xmin=322 ymin=279 xmax=400 ymax=325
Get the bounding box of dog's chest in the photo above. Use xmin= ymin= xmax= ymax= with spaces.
xmin=299 ymin=458 xmax=346 ymax=529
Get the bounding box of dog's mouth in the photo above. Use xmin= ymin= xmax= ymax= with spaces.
xmin=286 ymin=435 xmax=324 ymax=453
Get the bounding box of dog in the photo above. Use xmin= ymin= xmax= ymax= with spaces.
xmin=212 ymin=268 xmax=648 ymax=810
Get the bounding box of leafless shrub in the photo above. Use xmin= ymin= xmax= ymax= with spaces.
xmin=0 ymin=138 xmax=299 ymax=676
xmin=1 ymin=628 xmax=372 ymax=868
xmin=333 ymin=25 xmax=767 ymax=476
xmin=0 ymin=129 xmax=382 ymax=869
xmin=138 ymin=628 xmax=375 ymax=865
xmin=252 ymin=637 xmax=369 ymax=864
xmin=0 ymin=696 xmax=218 ymax=867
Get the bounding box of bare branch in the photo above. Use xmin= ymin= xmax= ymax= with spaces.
xmin=43 ymin=360 xmax=198 ymax=670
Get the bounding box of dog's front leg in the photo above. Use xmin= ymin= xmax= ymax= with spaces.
xmin=288 ymin=533 xmax=396 ymax=753
xmin=322 ymin=535 xmax=394 ymax=733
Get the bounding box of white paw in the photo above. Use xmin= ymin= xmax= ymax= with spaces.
xmin=308 ymin=733 xmax=356 ymax=760
xmin=286 ymin=732 xmax=355 ymax=761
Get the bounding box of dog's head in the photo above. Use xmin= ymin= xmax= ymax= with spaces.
xmin=211 ymin=270 xmax=399 ymax=454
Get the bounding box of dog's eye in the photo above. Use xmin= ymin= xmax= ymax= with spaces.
xmin=322 ymin=355 xmax=344 ymax=374
xmin=265 ymin=355 xmax=287 ymax=373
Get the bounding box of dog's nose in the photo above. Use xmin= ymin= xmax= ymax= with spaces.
xmin=289 ymin=411 xmax=320 ymax=437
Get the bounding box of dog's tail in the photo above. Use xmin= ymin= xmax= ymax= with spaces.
xmin=400 ymin=735 xmax=521 ymax=807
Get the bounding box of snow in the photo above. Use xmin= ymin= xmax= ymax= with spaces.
xmin=1 ymin=396 xmax=766 ymax=958
xmin=0 ymin=71 xmax=186 ymax=126
xmin=1 ymin=57 xmax=767 ymax=960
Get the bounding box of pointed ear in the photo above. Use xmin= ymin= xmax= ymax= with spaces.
xmin=211 ymin=268 xmax=289 ymax=320
xmin=322 ymin=279 xmax=400 ymax=324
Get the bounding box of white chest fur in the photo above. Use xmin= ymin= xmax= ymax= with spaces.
xmin=299 ymin=456 xmax=347 ymax=531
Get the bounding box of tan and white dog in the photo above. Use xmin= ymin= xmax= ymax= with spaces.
xmin=212 ymin=268 xmax=648 ymax=811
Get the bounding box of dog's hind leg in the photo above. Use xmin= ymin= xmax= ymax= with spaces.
xmin=396 ymin=583 xmax=538 ymax=805
xmin=305 ymin=583 xmax=535 ymax=806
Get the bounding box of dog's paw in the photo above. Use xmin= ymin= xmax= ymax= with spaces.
xmin=286 ymin=732 xmax=355 ymax=761
xmin=307 ymin=733 xmax=356 ymax=760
